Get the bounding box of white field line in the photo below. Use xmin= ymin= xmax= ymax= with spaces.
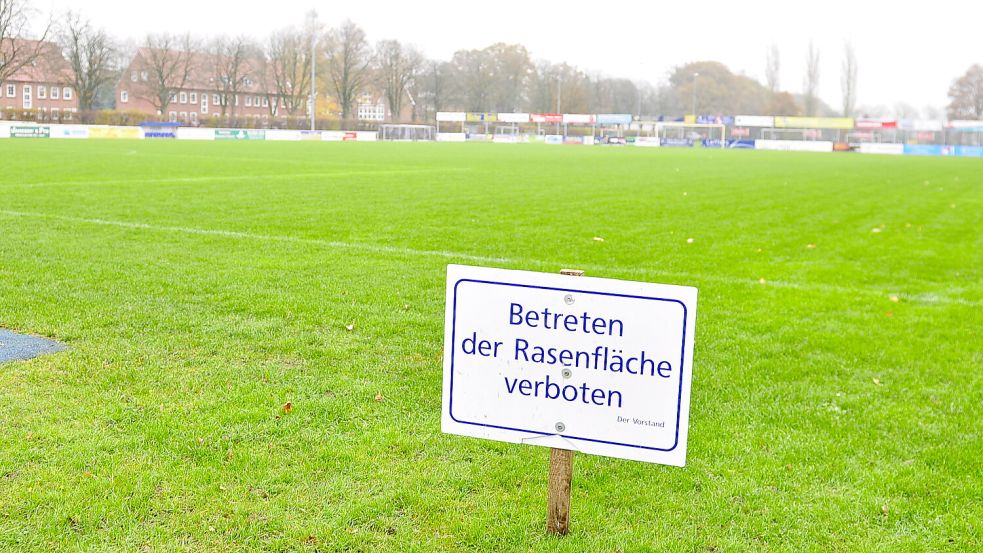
xmin=2 ymin=209 xmax=979 ymax=308
xmin=2 ymin=167 xmax=471 ymax=189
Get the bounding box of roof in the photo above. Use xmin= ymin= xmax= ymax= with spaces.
xmin=1 ymin=38 xmax=73 ymax=84
xmin=127 ymin=47 xmax=276 ymax=95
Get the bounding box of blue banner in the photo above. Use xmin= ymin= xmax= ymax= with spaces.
xmin=661 ymin=138 xmax=693 ymax=147
xmin=903 ymin=144 xmax=946 ymax=156
xmin=596 ymin=114 xmax=633 ymax=125
xmin=954 ymin=146 xmax=983 ymax=157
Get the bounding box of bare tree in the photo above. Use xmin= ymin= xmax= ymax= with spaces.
xmin=947 ymin=64 xmax=983 ymax=120
xmin=417 ymin=59 xmax=451 ymax=122
xmin=57 ymin=12 xmax=116 ymax=113
xmin=0 ymin=0 xmax=51 ymax=83
xmin=263 ymin=24 xmax=315 ymax=117
xmin=803 ymin=41 xmax=820 ymax=116
xmin=765 ymin=43 xmax=780 ymax=92
xmin=210 ymin=35 xmax=256 ymax=119
xmin=323 ymin=20 xmax=372 ymax=121
xmin=136 ymin=33 xmax=198 ymax=116
xmin=840 ymin=41 xmax=857 ymax=117
xmin=376 ymin=39 xmax=422 ymax=122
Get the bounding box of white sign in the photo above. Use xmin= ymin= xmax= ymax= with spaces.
xmin=441 ymin=265 xmax=698 ymax=466
xmin=735 ymin=115 xmax=775 ymax=127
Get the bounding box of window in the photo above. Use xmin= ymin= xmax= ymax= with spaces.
xmin=179 ymin=92 xmax=187 ymax=104
xmin=120 ymin=90 xmax=129 ymax=103
xmin=51 ymin=108 xmax=59 ymax=117
xmin=212 ymin=94 xmax=219 ymax=106
xmin=254 ymin=96 xmax=261 ymax=107
xmin=244 ymin=78 xmax=253 ymax=86
xmin=51 ymin=86 xmax=59 ymax=99
xmin=179 ymin=111 xmax=187 ymax=122
xmin=245 ymin=96 xmax=252 ymax=107
xmin=130 ymin=71 xmax=138 ymax=82
xmin=169 ymin=111 xmax=177 ymax=122
xmin=63 ymin=87 xmax=71 ymax=100
xmin=22 ymin=85 xmax=31 ymax=109
xmin=190 ymin=92 xmax=197 ymax=104
xmin=5 ymin=84 xmax=14 ymax=97
xmin=263 ymin=97 xmax=269 ymax=107
xmin=201 ymin=97 xmax=208 ymax=114
xmin=190 ymin=111 xmax=198 ymax=124
xmin=38 ymin=86 xmax=46 ymax=99
xmin=140 ymin=71 xmax=148 ymax=81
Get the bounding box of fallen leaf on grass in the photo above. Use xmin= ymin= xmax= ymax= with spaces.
xmin=374 ymin=393 xmax=385 ymax=402
xmin=758 ymin=278 xmax=767 ymax=285
xmin=872 ymin=378 xmax=881 ymax=386
xmin=806 ymin=244 xmax=816 ymax=249
xmin=885 ymin=311 xmax=893 ymax=318
xmin=881 ymin=504 xmax=890 ymax=515
xmin=889 ymin=295 xmax=899 ymax=303
xmin=686 ymin=238 xmax=694 ymax=244
xmin=871 ymin=228 xmax=882 ymax=233
xmin=281 ymin=401 xmax=293 ymax=414
xmin=345 ymin=323 xmax=355 ymax=332
xmin=226 ymin=447 xmax=234 ymax=462
xmin=592 ymin=236 xmax=605 ymax=242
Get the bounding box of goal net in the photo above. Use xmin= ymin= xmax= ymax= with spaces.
xmin=655 ymin=122 xmax=726 ymax=148
xmin=379 ymin=124 xmax=436 ymax=141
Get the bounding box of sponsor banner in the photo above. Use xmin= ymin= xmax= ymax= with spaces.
xmin=321 ymin=131 xmax=357 ymax=141
xmin=215 ymin=129 xmax=265 ymax=140
xmin=10 ymin=125 xmax=50 ymax=138
xmin=726 ymin=139 xmax=755 ymax=149
xmin=660 ymin=137 xmax=693 ymax=147
xmin=497 ymin=112 xmax=530 ymax=123
xmin=897 ymin=119 xmax=943 ymax=132
xmin=858 ymin=143 xmax=904 ymax=155
xmin=730 ymin=127 xmax=750 ymax=137
xmin=563 ymin=113 xmax=595 ymax=124
xmin=696 ymin=115 xmax=733 ymax=125
xmin=266 ymin=129 xmax=302 ymax=141
xmin=563 ymin=136 xmax=583 ymax=144
xmin=754 ymin=139 xmax=834 ymax=152
xmin=466 ymin=133 xmax=492 ymax=142
xmin=903 ymin=144 xmax=950 ymax=156
xmin=544 ymin=134 xmax=564 ymax=145
xmin=774 ymin=116 xmax=853 ymax=129
xmin=955 ymin=146 xmax=983 ymax=157
xmin=176 ymin=128 xmax=214 ymax=140
xmin=89 ymin=126 xmax=142 ymax=139
xmin=833 ymin=142 xmax=852 ymax=152
xmin=436 ymin=111 xmax=466 ymax=122
xmin=703 ymin=139 xmax=723 ymax=148
xmin=949 ymin=120 xmax=983 ymax=131
xmin=437 ymin=133 xmax=467 ymax=142
xmin=300 ymin=130 xmax=322 ymax=141
xmin=735 ymin=115 xmax=774 ymax=127
xmin=465 ymin=112 xmax=497 ymax=122
xmin=531 ymin=113 xmax=563 ymax=124
xmin=493 ymin=134 xmax=518 ymax=143
xmin=596 ymin=114 xmax=633 ymax=125
xmin=856 ymin=119 xmax=897 ymax=129
xmin=49 ymin=125 xmax=88 ymax=139
xmin=355 ymin=131 xmax=377 ymax=142
xmin=635 ymin=136 xmax=661 ymax=147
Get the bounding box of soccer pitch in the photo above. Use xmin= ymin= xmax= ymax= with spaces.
xmin=1 ymin=140 xmax=980 ymax=551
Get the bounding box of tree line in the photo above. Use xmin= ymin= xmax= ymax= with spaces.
xmin=3 ymin=0 xmax=982 ymax=122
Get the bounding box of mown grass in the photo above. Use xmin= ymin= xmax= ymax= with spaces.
xmin=0 ymin=139 xmax=980 ymax=551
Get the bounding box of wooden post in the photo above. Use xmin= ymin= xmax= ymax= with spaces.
xmin=546 ymin=268 xmax=584 ymax=536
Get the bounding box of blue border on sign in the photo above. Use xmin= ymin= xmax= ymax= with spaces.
xmin=449 ymin=278 xmax=688 ymax=452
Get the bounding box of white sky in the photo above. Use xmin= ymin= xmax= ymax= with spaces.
xmin=40 ymin=0 xmax=983 ymax=113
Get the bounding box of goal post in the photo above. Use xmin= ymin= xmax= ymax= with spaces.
xmin=379 ymin=124 xmax=436 ymax=141
xmin=655 ymin=122 xmax=726 ymax=148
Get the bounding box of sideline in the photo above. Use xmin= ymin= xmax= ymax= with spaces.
xmin=2 ymin=208 xmax=978 ymax=308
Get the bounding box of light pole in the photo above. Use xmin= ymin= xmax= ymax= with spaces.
xmin=691 ymin=71 xmax=699 ymax=118
xmin=556 ymin=73 xmax=562 ymax=136
xmin=308 ymin=10 xmax=317 ymax=132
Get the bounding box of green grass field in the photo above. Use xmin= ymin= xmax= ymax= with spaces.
xmin=0 ymin=140 xmax=980 ymax=551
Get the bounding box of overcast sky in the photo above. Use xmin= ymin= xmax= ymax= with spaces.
xmin=40 ymin=0 xmax=983 ymax=113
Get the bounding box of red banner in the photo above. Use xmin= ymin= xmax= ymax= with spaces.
xmin=531 ymin=113 xmax=562 ymax=123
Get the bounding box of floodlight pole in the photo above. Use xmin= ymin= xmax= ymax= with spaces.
xmin=556 ymin=74 xmax=562 ymax=136
xmin=691 ymin=71 xmax=699 ymax=119
xmin=309 ymin=10 xmax=318 ymax=132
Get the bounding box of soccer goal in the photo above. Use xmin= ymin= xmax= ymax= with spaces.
xmin=655 ymin=122 xmax=726 ymax=148
xmin=379 ymin=124 xmax=436 ymax=141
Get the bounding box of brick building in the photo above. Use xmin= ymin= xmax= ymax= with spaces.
xmin=0 ymin=39 xmax=79 ymax=120
xmin=116 ymin=48 xmax=287 ymax=125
